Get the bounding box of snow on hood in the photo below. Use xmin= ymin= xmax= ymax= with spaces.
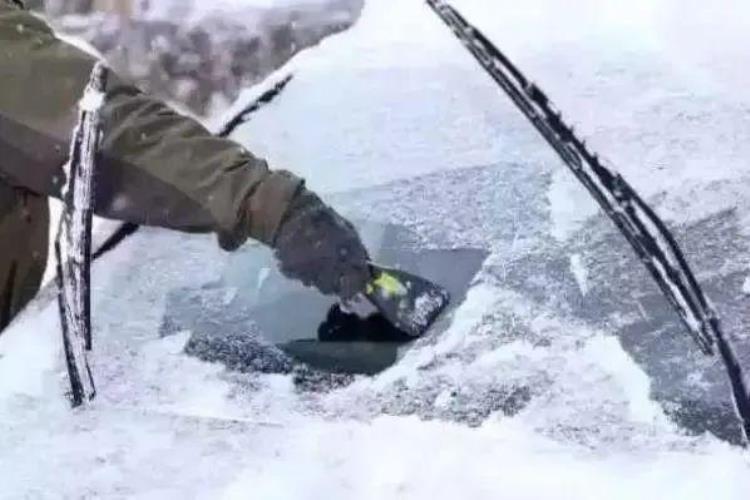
xmin=2 ymin=0 xmax=750 ymax=498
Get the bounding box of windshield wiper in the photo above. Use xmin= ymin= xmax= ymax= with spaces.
xmin=55 ymin=62 xmax=108 ymax=406
xmin=426 ymin=0 xmax=750 ymax=444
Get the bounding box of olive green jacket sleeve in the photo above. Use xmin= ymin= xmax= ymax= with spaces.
xmin=0 ymin=1 xmax=302 ymax=249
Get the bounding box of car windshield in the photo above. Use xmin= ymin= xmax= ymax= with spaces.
xmin=2 ymin=0 xmax=750 ymax=498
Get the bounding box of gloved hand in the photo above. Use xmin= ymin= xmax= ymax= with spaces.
xmin=273 ymin=188 xmax=371 ymax=299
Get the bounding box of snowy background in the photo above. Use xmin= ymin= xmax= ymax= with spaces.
xmin=3 ymin=0 xmax=750 ymax=498
xmin=41 ymin=0 xmax=363 ymax=115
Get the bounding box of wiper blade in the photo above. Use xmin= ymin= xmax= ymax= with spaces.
xmin=427 ymin=0 xmax=718 ymax=354
xmin=426 ymin=0 xmax=750 ymax=445
xmin=55 ymin=62 xmax=108 ymax=407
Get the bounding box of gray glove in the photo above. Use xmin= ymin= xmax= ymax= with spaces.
xmin=273 ymin=188 xmax=371 ymax=299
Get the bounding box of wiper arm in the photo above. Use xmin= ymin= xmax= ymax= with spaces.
xmin=426 ymin=0 xmax=750 ymax=444
xmin=427 ymin=0 xmax=718 ymax=353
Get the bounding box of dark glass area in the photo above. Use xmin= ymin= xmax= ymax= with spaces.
xmin=161 ymin=220 xmax=488 ymax=375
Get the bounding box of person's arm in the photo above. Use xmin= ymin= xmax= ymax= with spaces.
xmin=0 ymin=1 xmax=300 ymax=249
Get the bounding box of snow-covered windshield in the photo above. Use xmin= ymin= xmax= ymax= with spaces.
xmin=2 ymin=0 xmax=750 ymax=498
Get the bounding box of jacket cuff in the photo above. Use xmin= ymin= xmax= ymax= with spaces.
xmin=217 ymin=169 xmax=303 ymax=251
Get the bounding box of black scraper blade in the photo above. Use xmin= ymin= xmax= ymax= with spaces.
xmin=364 ymin=264 xmax=451 ymax=338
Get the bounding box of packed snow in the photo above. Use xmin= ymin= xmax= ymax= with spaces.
xmin=3 ymin=0 xmax=750 ymax=498
xmin=569 ymin=254 xmax=589 ymax=297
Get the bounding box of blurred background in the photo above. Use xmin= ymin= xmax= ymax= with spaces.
xmin=26 ymin=0 xmax=363 ymax=116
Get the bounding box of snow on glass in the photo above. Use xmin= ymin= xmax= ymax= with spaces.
xmin=427 ymin=0 xmax=750 ymax=445
xmin=4 ymin=1 xmax=750 ymax=496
